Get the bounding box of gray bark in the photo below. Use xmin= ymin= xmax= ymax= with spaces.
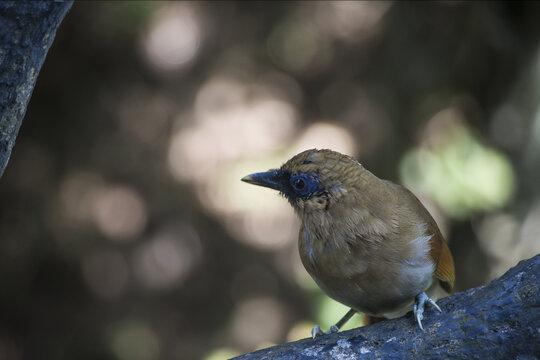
xmin=233 ymin=254 xmax=540 ymax=359
xmin=0 ymin=1 xmax=72 ymax=177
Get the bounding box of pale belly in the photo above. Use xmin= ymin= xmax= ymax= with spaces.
xmin=300 ymin=229 xmax=437 ymax=318
xmin=309 ymin=265 xmax=435 ymax=318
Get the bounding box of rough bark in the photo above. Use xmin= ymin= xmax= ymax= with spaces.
xmin=233 ymin=254 xmax=540 ymax=360
xmin=0 ymin=1 xmax=72 ymax=177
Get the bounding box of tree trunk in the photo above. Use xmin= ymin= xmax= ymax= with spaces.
xmin=0 ymin=1 xmax=72 ymax=177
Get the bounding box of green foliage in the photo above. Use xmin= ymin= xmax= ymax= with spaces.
xmin=400 ymin=124 xmax=515 ymax=219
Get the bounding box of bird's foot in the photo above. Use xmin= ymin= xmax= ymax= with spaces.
xmin=311 ymin=308 xmax=356 ymax=339
xmin=311 ymin=324 xmax=339 ymax=339
xmin=413 ymin=292 xmax=442 ymax=331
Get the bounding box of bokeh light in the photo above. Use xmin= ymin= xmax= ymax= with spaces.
xmin=59 ymin=171 xmax=105 ymax=224
xmin=475 ymin=212 xmax=521 ymax=280
xmin=132 ymin=224 xmax=202 ymax=290
xmin=286 ymin=321 xmax=314 ymax=342
xmin=110 ymin=322 xmax=160 ymax=360
xmin=92 ymin=185 xmax=148 ymax=242
xmin=141 ymin=3 xmax=201 ymax=72
xmin=400 ymin=107 xmax=515 ymax=219
xmin=313 ymin=1 xmax=392 ymax=43
xmin=267 ymin=18 xmax=331 ymax=73
xmin=168 ymin=76 xmax=298 ymax=182
xmin=230 ymin=297 xmax=289 ymax=351
xmin=289 ymin=122 xmax=356 ymax=157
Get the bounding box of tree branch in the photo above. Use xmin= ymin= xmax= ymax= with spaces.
xmin=0 ymin=1 xmax=73 ymax=177
xmin=233 ymin=254 xmax=540 ymax=359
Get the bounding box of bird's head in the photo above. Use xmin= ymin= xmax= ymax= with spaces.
xmin=242 ymin=149 xmax=367 ymax=214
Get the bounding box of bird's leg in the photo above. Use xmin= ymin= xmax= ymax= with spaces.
xmin=311 ymin=308 xmax=356 ymax=339
xmin=413 ymin=292 xmax=442 ymax=331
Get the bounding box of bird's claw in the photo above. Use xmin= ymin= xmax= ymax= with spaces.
xmin=311 ymin=324 xmax=339 ymax=339
xmin=413 ymin=292 xmax=442 ymax=331
xmin=311 ymin=325 xmax=323 ymax=338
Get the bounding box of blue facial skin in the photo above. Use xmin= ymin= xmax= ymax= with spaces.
xmin=289 ymin=171 xmax=324 ymax=199
xmin=241 ymin=170 xmax=324 ymax=200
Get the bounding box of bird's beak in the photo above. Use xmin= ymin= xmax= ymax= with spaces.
xmin=241 ymin=170 xmax=284 ymax=192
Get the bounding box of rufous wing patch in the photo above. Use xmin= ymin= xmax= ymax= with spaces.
xmin=429 ymin=232 xmax=455 ymax=293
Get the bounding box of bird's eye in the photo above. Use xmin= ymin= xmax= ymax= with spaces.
xmin=293 ymin=178 xmax=305 ymax=190
xmin=290 ymin=173 xmax=320 ymax=197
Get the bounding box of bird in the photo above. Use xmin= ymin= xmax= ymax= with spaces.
xmin=241 ymin=149 xmax=455 ymax=338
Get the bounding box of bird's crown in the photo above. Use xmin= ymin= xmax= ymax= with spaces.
xmin=282 ymin=149 xmax=360 ymax=180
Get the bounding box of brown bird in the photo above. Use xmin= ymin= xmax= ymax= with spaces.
xmin=242 ymin=149 xmax=454 ymax=338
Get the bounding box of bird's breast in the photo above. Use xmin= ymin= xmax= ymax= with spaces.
xmin=298 ymin=223 xmax=371 ymax=281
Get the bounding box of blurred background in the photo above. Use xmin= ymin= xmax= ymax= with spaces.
xmin=1 ymin=1 xmax=540 ymax=359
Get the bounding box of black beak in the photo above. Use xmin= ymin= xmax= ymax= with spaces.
xmin=241 ymin=170 xmax=285 ymax=192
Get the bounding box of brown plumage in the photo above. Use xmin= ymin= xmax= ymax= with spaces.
xmin=242 ymin=149 xmax=455 ymax=337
